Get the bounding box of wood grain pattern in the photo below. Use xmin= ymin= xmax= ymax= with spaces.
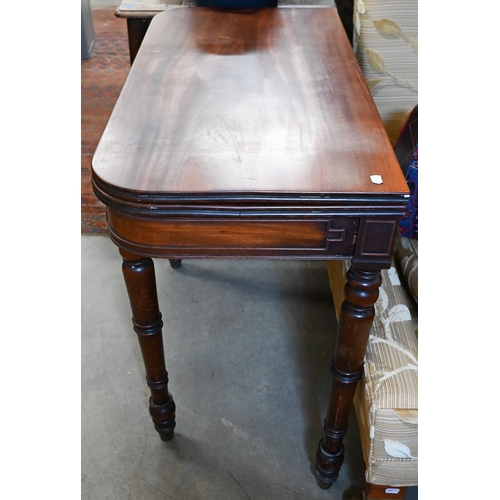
xmin=106 ymin=208 xmax=359 ymax=258
xmin=92 ymin=7 xmax=408 ymax=199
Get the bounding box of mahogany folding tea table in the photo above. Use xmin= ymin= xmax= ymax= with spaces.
xmin=92 ymin=6 xmax=409 ymax=489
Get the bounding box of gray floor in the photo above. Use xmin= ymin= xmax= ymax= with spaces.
xmin=82 ymin=2 xmax=417 ymax=498
xmin=82 ymin=236 xmax=361 ymax=500
xmin=82 ymin=237 xmax=417 ymax=499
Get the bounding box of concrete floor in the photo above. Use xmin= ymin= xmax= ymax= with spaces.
xmin=82 ymin=236 xmax=361 ymax=499
xmin=82 ymin=237 xmax=417 ymax=499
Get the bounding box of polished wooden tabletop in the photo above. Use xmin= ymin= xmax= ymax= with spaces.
xmin=91 ymin=7 xmax=411 ymax=490
xmin=92 ymin=7 xmax=408 ymax=201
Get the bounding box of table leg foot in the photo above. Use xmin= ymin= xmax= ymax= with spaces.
xmin=120 ymin=249 xmax=177 ymax=441
xmin=149 ymin=395 xmax=176 ymax=441
xmin=169 ymin=259 xmax=182 ymax=269
xmin=315 ymin=264 xmax=382 ymax=487
xmin=314 ymin=439 xmax=344 ymax=489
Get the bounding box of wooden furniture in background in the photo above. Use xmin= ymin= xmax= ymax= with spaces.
xmin=115 ymin=0 xmax=182 ymax=63
xmin=92 ymin=7 xmax=409 ymax=490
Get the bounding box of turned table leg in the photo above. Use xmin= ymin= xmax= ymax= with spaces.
xmin=120 ymin=249 xmax=176 ymax=441
xmin=315 ymin=264 xmax=382 ymax=488
xmin=169 ymin=259 xmax=182 ymax=269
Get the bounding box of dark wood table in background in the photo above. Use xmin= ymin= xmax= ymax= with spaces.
xmin=92 ymin=7 xmax=409 ymax=490
xmin=114 ymin=0 xmax=177 ymax=64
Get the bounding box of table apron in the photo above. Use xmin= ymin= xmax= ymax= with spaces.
xmin=106 ymin=209 xmax=361 ymax=259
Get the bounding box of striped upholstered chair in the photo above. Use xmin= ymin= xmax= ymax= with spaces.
xmin=352 ymin=2 xmax=418 ymax=495
xmin=328 ymin=0 xmax=419 ymax=486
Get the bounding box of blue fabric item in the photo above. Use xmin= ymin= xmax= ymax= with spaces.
xmin=399 ymin=145 xmax=418 ymax=239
